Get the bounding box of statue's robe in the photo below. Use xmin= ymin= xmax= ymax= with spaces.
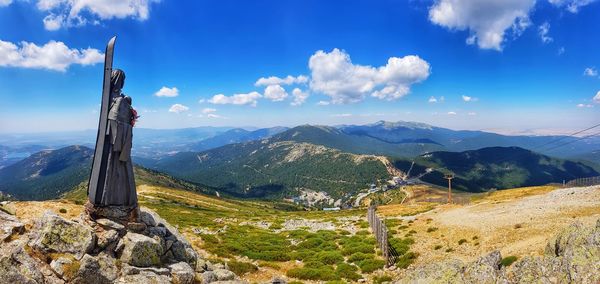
xmin=99 ymin=93 xmax=137 ymax=206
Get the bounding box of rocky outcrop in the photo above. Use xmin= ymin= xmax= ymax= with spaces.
xmin=0 ymin=203 xmax=244 ymax=284
xmin=398 ymin=218 xmax=600 ymax=283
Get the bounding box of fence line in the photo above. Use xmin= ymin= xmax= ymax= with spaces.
xmin=566 ymin=176 xmax=600 ymax=187
xmin=367 ymin=205 xmax=397 ymax=267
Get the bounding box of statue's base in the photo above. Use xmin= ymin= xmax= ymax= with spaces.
xmin=84 ymin=201 xmax=140 ymax=224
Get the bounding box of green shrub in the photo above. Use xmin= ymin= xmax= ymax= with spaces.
xmin=396 ymin=251 xmax=418 ymax=269
xmin=227 ymin=260 xmax=258 ymax=275
xmin=287 ymin=266 xmax=339 ymax=281
xmin=374 ymin=275 xmax=393 ymax=284
xmin=342 ymin=243 xmax=375 ymax=255
xmin=445 ymin=248 xmax=454 ymax=253
xmin=472 ymin=236 xmax=479 ymax=240
xmin=434 ymin=245 xmax=442 ymax=250
xmin=297 ymin=238 xmax=324 ymax=249
xmin=358 ymin=259 xmax=385 ymax=273
xmin=458 ymin=239 xmax=468 ymax=245
xmin=303 ymin=260 xmax=327 ymax=268
xmin=317 ymin=251 xmax=344 ymax=265
xmin=426 ymin=227 xmax=438 ymax=233
xmin=348 ymin=252 xmax=374 ymax=263
xmin=501 ymin=256 xmax=518 ymax=267
xmin=59 ymin=208 xmax=68 ymax=213
xmin=335 ymin=263 xmax=361 ymax=281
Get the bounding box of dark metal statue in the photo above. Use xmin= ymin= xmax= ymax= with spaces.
xmin=87 ymin=37 xmax=139 ymax=221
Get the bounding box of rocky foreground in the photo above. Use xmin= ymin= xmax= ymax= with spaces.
xmin=0 ymin=203 xmax=243 ymax=284
xmin=398 ymin=218 xmax=600 ymax=284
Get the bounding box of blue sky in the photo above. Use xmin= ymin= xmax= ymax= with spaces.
xmin=0 ymin=0 xmax=599 ymax=134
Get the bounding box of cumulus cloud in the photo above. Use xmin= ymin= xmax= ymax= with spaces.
xmin=308 ymin=48 xmax=430 ymax=104
xmin=0 ymin=0 xmax=12 ymax=7
xmin=154 ymin=86 xmax=179 ymax=97
xmin=538 ymin=22 xmax=553 ymax=43
xmin=36 ymin=0 xmax=159 ymax=30
xmin=331 ymin=113 xmax=352 ymax=117
xmin=447 ymin=111 xmax=457 ymax=115
xmin=263 ymin=84 xmax=288 ymax=101
xmin=317 ymin=101 xmax=330 ymax=106
xmin=0 ymin=39 xmax=103 ymax=71
xmin=462 ymin=95 xmax=478 ymax=102
xmin=428 ymin=96 xmax=438 ymax=103
xmin=168 ymin=104 xmax=189 ymax=113
xmin=577 ymin=103 xmax=594 ymax=108
xmin=594 ymin=91 xmax=600 ymax=103
xmin=255 ymin=75 xmax=308 ymax=87
xmin=209 ymin=91 xmax=262 ymax=107
xmin=548 ymin=0 xmax=598 ymax=13
xmin=429 ymin=0 xmax=536 ymax=50
xmin=291 ymin=88 xmax=309 ymax=106
xmin=584 ymin=67 xmax=598 ymax=77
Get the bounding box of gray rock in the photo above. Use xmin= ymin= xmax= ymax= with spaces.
xmin=95 ymin=218 xmax=125 ymax=231
xmin=127 ymin=222 xmax=148 ymax=232
xmin=30 ymin=212 xmax=95 ymax=259
xmin=0 ymin=201 xmax=16 ymax=215
xmin=463 ymin=250 xmax=508 ymax=284
xmin=271 ymin=276 xmax=287 ymax=284
xmin=213 ymin=268 xmax=236 ymax=281
xmin=397 ymin=259 xmax=466 ymax=284
xmin=148 ymin=226 xmax=167 ymax=238
xmin=510 ymin=256 xmax=570 ymax=283
xmin=196 ymin=258 xmax=208 ymax=272
xmin=121 ymin=263 xmax=170 ymax=276
xmin=72 ymin=253 xmax=118 ymax=284
xmin=0 ymin=240 xmax=45 ymax=284
xmin=141 ymin=207 xmax=198 ymax=265
xmin=115 ymin=271 xmax=172 ymax=284
xmin=169 ymin=262 xmax=195 ymax=284
xmin=211 ymin=281 xmax=248 ymax=284
xmin=96 ymin=229 xmax=119 ymax=250
xmin=50 ymin=257 xmax=73 ymax=279
xmin=202 ymin=271 xmax=217 ymax=283
xmin=119 ymin=232 xmax=163 ymax=267
xmin=0 ymin=210 xmax=24 ymax=242
xmin=140 ymin=210 xmax=157 ymax=227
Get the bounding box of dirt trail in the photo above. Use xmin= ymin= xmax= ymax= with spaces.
xmin=394 ymin=185 xmax=600 ymax=269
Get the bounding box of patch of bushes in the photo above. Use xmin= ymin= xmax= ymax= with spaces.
xmin=501 ymin=256 xmax=518 ymax=267
xmin=347 ymin=252 xmax=374 ymax=263
xmin=317 ymin=251 xmax=344 ymax=265
xmin=445 ymin=248 xmax=454 ymax=253
xmin=374 ymin=275 xmax=393 ymax=284
xmin=287 ymin=266 xmax=339 ymax=281
xmin=227 ymin=260 xmax=258 ymax=275
xmin=396 ymin=251 xmax=418 ymax=269
xmin=335 ymin=263 xmax=361 ymax=281
xmin=458 ymin=239 xmax=468 ymax=245
xmin=434 ymin=245 xmax=442 ymax=250
xmin=59 ymin=208 xmax=68 ymax=214
xmin=426 ymin=227 xmax=438 ymax=233
xmin=358 ymin=259 xmax=385 ymax=273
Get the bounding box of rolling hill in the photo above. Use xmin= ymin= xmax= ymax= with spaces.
xmin=188 ymin=126 xmax=288 ymax=152
xmin=140 ymin=139 xmax=392 ymax=200
xmin=0 ymin=145 xmax=93 ymax=200
xmin=393 ymin=146 xmax=599 ymax=192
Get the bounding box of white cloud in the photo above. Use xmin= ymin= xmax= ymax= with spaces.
xmin=209 ymin=91 xmax=262 ymax=107
xmin=594 ymin=91 xmax=600 ymax=103
xmin=255 ymin=75 xmax=308 ymax=87
xmin=331 ymin=113 xmax=352 ymax=117
xmin=462 ymin=95 xmax=478 ymax=102
xmin=558 ymin=47 xmax=566 ymax=55
xmin=154 ymin=86 xmax=179 ymax=97
xmin=428 ymin=96 xmax=438 ymax=103
xmin=584 ymin=67 xmax=598 ymax=77
xmin=428 ymin=0 xmax=536 ymax=50
xmin=308 ymin=48 xmax=430 ymax=103
xmin=291 ymin=88 xmax=309 ymax=106
xmin=468 ymin=112 xmax=477 ymax=115
xmin=206 ymin=113 xmax=221 ymax=118
xmin=577 ymin=103 xmax=594 ymax=108
xmin=448 ymin=111 xmax=457 ymax=115
xmin=0 ymin=39 xmax=103 ymax=71
xmin=263 ymin=84 xmax=288 ymax=101
xmin=0 ymin=0 xmax=12 ymax=7
xmin=317 ymin=101 xmax=330 ymax=106
xmin=168 ymin=104 xmax=189 ymax=113
xmin=538 ymin=22 xmax=553 ymax=44
xmin=548 ymin=0 xmax=598 ymax=13
xmin=36 ymin=0 xmax=159 ymax=30
xmin=201 ymin=108 xmax=217 ymax=114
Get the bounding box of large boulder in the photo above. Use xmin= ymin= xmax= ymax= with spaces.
xmin=0 ymin=210 xmax=24 ymax=243
xmin=169 ymin=262 xmax=195 ymax=284
xmin=463 ymin=251 xmax=508 ymax=284
xmin=30 ymin=212 xmax=95 ymax=259
xmin=119 ymin=232 xmax=163 ymax=267
xmin=115 ymin=271 xmax=172 ymax=284
xmin=0 ymin=240 xmax=46 ymax=284
xmin=72 ymin=253 xmax=118 ymax=284
xmin=398 ymin=259 xmax=466 ymax=283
